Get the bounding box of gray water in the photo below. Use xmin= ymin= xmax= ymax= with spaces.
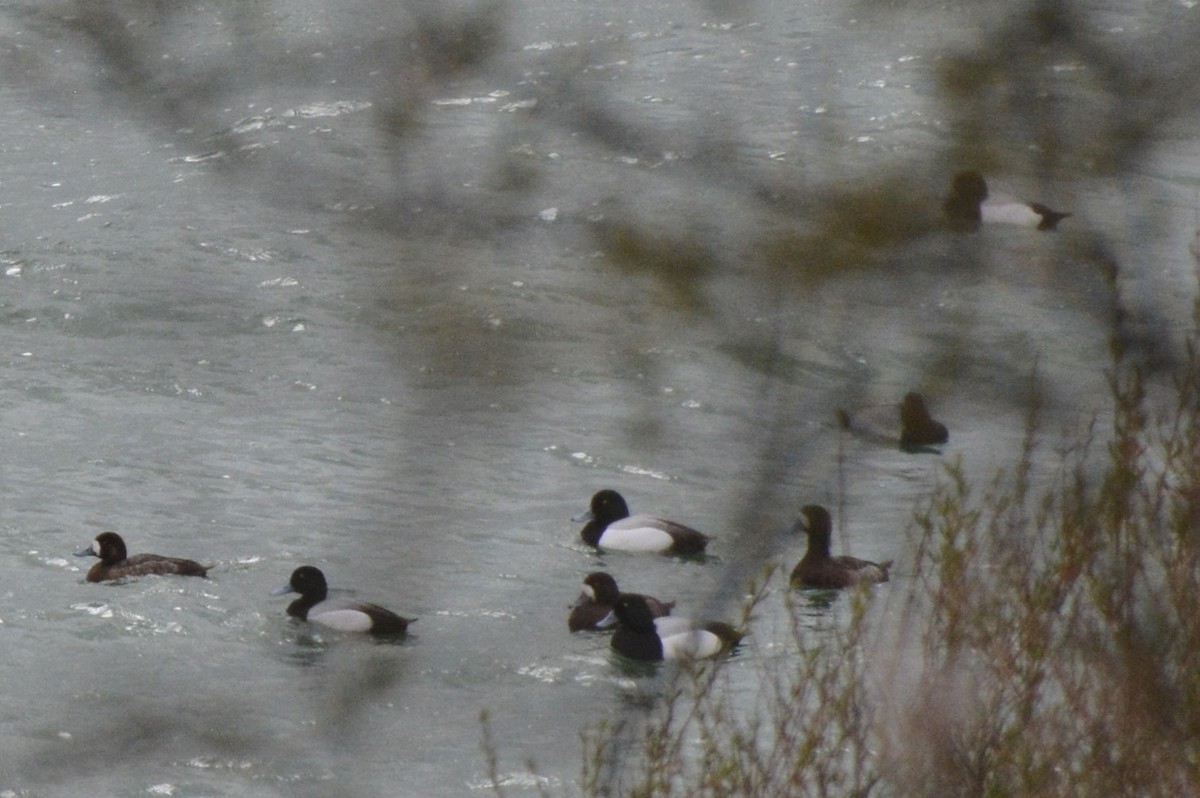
xmin=2 ymin=1 xmax=1199 ymax=795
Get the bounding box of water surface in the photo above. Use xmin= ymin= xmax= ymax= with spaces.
xmin=2 ymin=0 xmax=1197 ymax=795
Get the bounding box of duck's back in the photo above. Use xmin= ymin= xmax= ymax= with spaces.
xmin=791 ymin=553 xmax=890 ymax=589
xmin=88 ymin=553 xmax=209 ymax=582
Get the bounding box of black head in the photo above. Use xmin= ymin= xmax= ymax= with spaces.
xmin=286 ymin=566 xmax=329 ymax=600
xmin=950 ymin=171 xmax=988 ymax=203
xmin=583 ymin=489 xmax=631 ymax=524
xmin=610 ymin=594 xmax=665 ymax=661
xmin=943 ymin=170 xmax=988 ymax=229
xmin=583 ymin=572 xmax=621 ymax=604
xmin=612 ymin=594 xmax=659 ymax=633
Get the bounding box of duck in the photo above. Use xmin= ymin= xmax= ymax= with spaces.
xmin=790 ymin=505 xmax=892 ymax=589
xmin=74 ymin=531 xmax=210 ymax=582
xmin=943 ymin=170 xmax=1070 ymax=231
xmin=608 ymin=594 xmax=743 ymax=661
xmin=273 ymin=565 xmax=414 ymax=635
xmin=836 ymin=391 xmax=948 ymax=451
xmin=568 ymin=571 xmax=674 ymax=632
xmin=573 ymin=489 xmax=710 ymax=555
xmin=899 ymin=392 xmax=949 ymax=448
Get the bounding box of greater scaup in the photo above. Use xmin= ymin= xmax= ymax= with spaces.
xmin=943 ymin=170 xmax=1070 ymax=231
xmin=568 ymin=571 xmax=674 ymax=632
xmin=836 ymin=391 xmax=948 ymax=451
xmin=790 ymin=505 xmax=891 ymax=589
xmin=899 ymin=392 xmax=949 ymax=448
xmin=608 ymin=594 xmax=743 ymax=661
xmin=573 ymin=489 xmax=710 ymax=555
xmin=74 ymin=531 xmax=209 ymax=582
xmin=274 ymin=565 xmax=414 ymax=635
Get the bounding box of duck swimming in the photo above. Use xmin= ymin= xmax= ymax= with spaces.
xmin=837 ymin=391 xmax=948 ymax=451
xmin=573 ymin=489 xmax=710 ymax=555
xmin=943 ymin=170 xmax=1070 ymax=231
xmin=568 ymin=571 xmax=674 ymax=632
xmin=608 ymin=594 xmax=743 ymax=661
xmin=899 ymin=392 xmax=949 ymax=448
xmin=274 ymin=565 xmax=414 ymax=635
xmin=74 ymin=531 xmax=209 ymax=582
xmin=790 ymin=505 xmax=891 ymax=590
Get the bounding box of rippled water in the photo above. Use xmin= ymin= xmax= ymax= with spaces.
xmin=2 ymin=1 xmax=1198 ymax=795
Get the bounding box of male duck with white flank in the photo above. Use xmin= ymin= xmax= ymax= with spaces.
xmin=74 ymin=531 xmax=210 ymax=582
xmin=790 ymin=505 xmax=892 ymax=590
xmin=943 ymin=170 xmax=1071 ymax=231
xmin=274 ymin=565 xmax=414 ymax=635
xmin=609 ymin=594 xmax=743 ymax=661
xmin=573 ymin=489 xmax=710 ymax=555
xmin=569 ymin=571 xmax=675 ymax=632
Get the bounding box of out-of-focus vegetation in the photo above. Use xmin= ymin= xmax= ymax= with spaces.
xmin=568 ymin=353 xmax=1200 ymax=797
xmin=12 ymin=0 xmax=1196 ymax=375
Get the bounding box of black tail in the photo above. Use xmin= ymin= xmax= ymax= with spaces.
xmin=1030 ymin=204 xmax=1071 ymax=231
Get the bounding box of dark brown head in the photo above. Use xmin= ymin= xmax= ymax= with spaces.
xmin=797 ymin=505 xmax=833 ymax=557
xmin=582 ymin=572 xmax=621 ymax=604
xmin=900 ymin=392 xmax=949 ymax=447
xmin=75 ymin=531 xmax=129 ymax=565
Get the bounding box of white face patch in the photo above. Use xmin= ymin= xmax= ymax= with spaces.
xmin=90 ymin=540 xmax=102 ymax=556
xmin=582 ymin=584 xmax=596 ymax=601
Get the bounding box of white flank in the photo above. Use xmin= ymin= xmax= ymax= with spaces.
xmin=662 ymin=630 xmax=722 ymax=660
xmin=598 ymin=520 xmax=674 ymax=552
xmin=653 ymin=616 xmax=696 ymax=636
xmin=981 ymin=202 xmax=1044 ymax=227
xmin=310 ymin=609 xmax=374 ymax=633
